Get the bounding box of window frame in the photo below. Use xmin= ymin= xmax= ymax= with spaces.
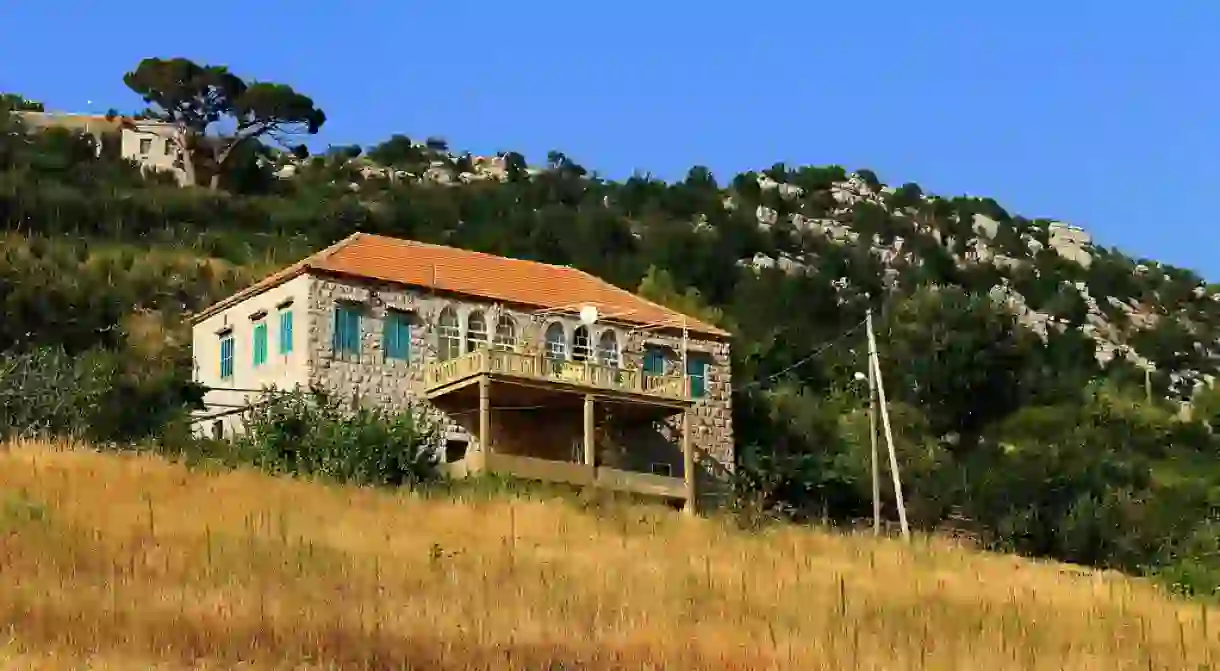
xmin=219 ymin=332 xmax=235 ymax=380
xmin=436 ymin=306 xmax=461 ymax=361
xmin=252 ymin=320 xmax=268 ymax=367
xmin=383 ymin=309 xmax=412 ymax=361
xmin=332 ymin=301 xmax=362 ymax=358
xmin=596 ymin=330 xmax=620 ymax=367
xmin=278 ymin=308 xmax=294 ymax=355
xmin=642 ymin=346 xmax=667 ymax=375
xmin=466 ymin=310 xmax=489 ymax=353
xmin=493 ymin=314 xmax=517 ymax=351
xmin=686 ymin=354 xmax=710 ymax=398
xmin=544 ymin=322 xmax=567 ymax=360
xmin=572 ymin=325 xmax=592 ymax=362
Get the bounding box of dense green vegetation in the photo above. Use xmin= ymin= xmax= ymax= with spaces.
xmin=2 ymin=59 xmax=1218 ymax=598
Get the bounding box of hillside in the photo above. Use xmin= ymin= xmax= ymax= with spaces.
xmin=3 ymin=59 xmax=1220 ymax=603
xmin=1 ymin=442 xmax=1216 ymax=670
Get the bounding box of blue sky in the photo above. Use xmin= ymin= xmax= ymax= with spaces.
xmin=2 ymin=2 xmax=1216 ymax=278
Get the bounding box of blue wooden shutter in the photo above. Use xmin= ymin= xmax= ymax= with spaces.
xmin=686 ymin=356 xmax=708 ymax=398
xmin=219 ymin=334 xmax=234 ymax=379
xmin=279 ymin=309 xmax=294 ymax=354
xmin=643 ymin=348 xmax=665 ymax=375
xmin=253 ymin=322 xmax=268 ymax=366
xmin=333 ymin=303 xmax=361 ymax=355
xmin=384 ymin=312 xmax=410 ymax=360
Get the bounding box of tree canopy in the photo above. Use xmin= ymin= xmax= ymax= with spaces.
xmin=123 ymin=57 xmax=325 ymax=188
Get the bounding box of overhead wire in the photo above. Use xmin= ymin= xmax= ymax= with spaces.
xmin=736 ymin=318 xmax=867 ymax=391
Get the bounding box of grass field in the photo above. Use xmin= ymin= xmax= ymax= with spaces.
xmin=0 ymin=440 xmax=1217 ymax=669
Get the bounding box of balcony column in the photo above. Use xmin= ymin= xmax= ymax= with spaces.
xmin=682 ymin=409 xmax=696 ymax=515
xmin=583 ymin=394 xmax=596 ymax=470
xmin=476 ymin=376 xmax=491 ymax=473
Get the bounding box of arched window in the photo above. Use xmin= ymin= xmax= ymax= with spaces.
xmin=572 ymin=325 xmax=592 ymax=362
xmin=494 ymin=314 xmax=517 ymax=350
xmin=466 ymin=310 xmax=488 ymax=352
xmin=437 ymin=307 xmax=461 ymax=361
xmin=544 ymin=322 xmax=566 ymax=359
xmin=596 ymin=330 xmax=620 ymax=367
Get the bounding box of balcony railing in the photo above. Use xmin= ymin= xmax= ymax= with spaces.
xmin=424 ymin=348 xmax=691 ymax=401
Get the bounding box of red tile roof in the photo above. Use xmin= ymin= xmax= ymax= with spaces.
xmin=191 ymin=233 xmax=729 ymax=338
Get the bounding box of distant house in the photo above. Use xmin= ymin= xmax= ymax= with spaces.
xmin=188 ymin=233 xmax=735 ymax=511
xmin=15 ymin=111 xmax=189 ymax=185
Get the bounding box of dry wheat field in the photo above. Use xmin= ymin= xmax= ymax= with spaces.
xmin=0 ymin=440 xmax=1216 ymax=670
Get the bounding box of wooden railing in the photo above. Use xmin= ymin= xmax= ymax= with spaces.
xmin=424 ymin=348 xmax=692 ymax=401
xmin=479 ymin=454 xmax=687 ymax=500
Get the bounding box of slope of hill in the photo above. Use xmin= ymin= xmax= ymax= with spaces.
xmin=3 ymin=73 xmax=1220 ymax=602
xmin=1 ymin=442 xmax=1216 ymax=670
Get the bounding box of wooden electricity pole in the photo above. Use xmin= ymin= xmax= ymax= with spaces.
xmin=865 ymin=306 xmax=910 ymax=540
xmin=867 ymin=345 xmax=881 ymax=536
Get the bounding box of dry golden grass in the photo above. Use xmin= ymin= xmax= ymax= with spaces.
xmin=0 ymin=440 xmax=1216 ymax=670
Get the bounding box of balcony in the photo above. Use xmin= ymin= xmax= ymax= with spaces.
xmin=422 ymin=347 xmax=699 ymax=512
xmin=423 ymin=348 xmax=692 ymax=404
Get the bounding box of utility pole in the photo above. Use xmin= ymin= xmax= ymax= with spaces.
xmin=867 ymin=332 xmax=881 ymax=537
xmin=865 ymin=305 xmax=910 ymax=540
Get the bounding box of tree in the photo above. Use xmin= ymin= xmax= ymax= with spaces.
xmin=880 ymin=286 xmax=1040 ymax=449
xmin=122 ymin=57 xmax=325 ymax=189
xmin=0 ymin=93 xmax=44 ymax=112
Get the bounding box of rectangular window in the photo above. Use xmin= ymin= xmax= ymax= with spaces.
xmin=138 ymin=138 xmax=152 ymax=155
xmin=219 ymin=333 xmax=234 ymax=379
xmin=686 ymin=355 xmax=709 ymax=398
xmin=332 ymin=302 xmax=361 ymax=356
xmin=643 ymin=347 xmax=666 ymax=375
xmin=164 ymin=138 xmax=175 ymax=156
xmin=278 ymin=309 xmax=294 ymax=354
xmin=383 ymin=310 xmax=411 ymax=361
xmin=252 ymin=321 xmax=268 ymax=367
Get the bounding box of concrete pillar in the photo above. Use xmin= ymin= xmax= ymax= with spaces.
xmin=476 ymin=376 xmax=491 ymax=473
xmin=682 ymin=409 xmax=696 ymax=515
xmin=583 ymin=394 xmax=596 ymax=469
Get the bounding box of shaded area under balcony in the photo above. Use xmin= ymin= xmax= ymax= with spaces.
xmin=425 ymin=349 xmax=697 ymax=511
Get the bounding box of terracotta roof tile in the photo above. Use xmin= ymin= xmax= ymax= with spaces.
xmin=192 ymin=233 xmax=729 ymax=338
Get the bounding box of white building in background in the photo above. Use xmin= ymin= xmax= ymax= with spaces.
xmin=15 ymin=111 xmax=189 ymax=185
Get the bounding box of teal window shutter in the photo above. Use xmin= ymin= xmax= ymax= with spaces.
xmin=384 ymin=311 xmax=411 ymax=361
xmin=253 ymin=322 xmax=268 ymax=367
xmin=279 ymin=309 xmax=294 ymax=354
xmin=643 ymin=348 xmax=666 ymax=375
xmin=333 ymin=303 xmax=361 ymax=356
xmin=219 ymin=333 xmax=235 ymax=379
xmin=686 ymin=355 xmax=709 ymax=398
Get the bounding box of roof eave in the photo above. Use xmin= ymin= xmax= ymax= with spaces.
xmin=187 ymin=264 xmax=312 ymax=326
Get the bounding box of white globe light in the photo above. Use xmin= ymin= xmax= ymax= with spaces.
xmin=853 ymin=371 xmax=867 ymax=381
xmin=579 ymin=305 xmax=599 ymax=325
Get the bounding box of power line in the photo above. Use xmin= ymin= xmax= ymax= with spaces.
xmin=737 ymin=319 xmax=867 ymax=391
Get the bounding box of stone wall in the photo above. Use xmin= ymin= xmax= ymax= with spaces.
xmin=306 ymin=273 xmax=735 ymax=502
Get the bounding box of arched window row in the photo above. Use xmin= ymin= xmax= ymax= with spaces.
xmin=432 ymin=304 xmax=628 ymax=368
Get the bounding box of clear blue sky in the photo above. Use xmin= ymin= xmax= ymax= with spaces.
xmin=2 ymin=3 xmax=1216 ymax=278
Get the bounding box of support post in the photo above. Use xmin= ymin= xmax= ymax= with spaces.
xmin=682 ymin=409 xmax=696 ymax=515
xmin=867 ymin=335 xmax=881 ymax=537
xmin=866 ymin=308 xmax=910 ymax=540
xmin=477 ymin=376 xmax=491 ymax=473
xmin=583 ymin=394 xmax=596 ymax=470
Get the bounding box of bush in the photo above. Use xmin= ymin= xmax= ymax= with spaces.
xmin=235 ymin=386 xmax=441 ymax=487
xmin=0 ymin=346 xmax=116 ymax=440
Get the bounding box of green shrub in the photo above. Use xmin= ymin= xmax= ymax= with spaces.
xmin=235 ymin=386 xmax=441 ymax=487
xmin=0 ymin=346 xmax=116 ymax=440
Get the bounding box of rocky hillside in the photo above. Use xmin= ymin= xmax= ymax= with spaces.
xmin=274 ymin=143 xmax=1220 ymax=405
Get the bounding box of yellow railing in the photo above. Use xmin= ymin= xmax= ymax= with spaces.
xmin=424 ymin=348 xmax=692 ymax=401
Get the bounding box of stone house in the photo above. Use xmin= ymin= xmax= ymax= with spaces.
xmin=16 ymin=111 xmax=189 ymax=185
xmin=189 ymin=233 xmax=734 ymax=511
